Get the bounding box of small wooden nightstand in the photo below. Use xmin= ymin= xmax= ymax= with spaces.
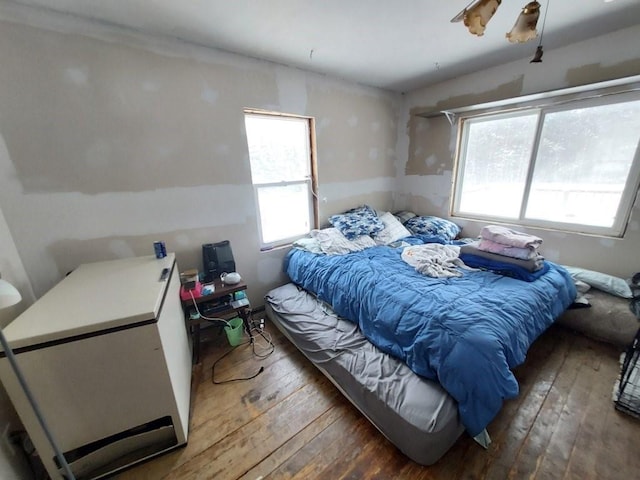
xmin=180 ymin=278 xmax=251 ymax=363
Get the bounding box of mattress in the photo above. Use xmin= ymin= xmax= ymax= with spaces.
xmin=265 ymin=283 xmax=465 ymax=465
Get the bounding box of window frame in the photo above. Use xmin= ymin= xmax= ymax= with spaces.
xmin=244 ymin=109 xmax=319 ymax=250
xmin=449 ymin=77 xmax=640 ymax=238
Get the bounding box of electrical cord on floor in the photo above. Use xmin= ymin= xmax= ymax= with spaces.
xmin=211 ymin=341 xmax=264 ymax=384
xmin=247 ymin=326 xmax=275 ymax=358
xmin=211 ymin=312 xmax=275 ymax=384
xmin=244 ymin=307 xmax=275 ymax=358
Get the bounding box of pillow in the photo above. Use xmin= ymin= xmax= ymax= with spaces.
xmin=374 ymin=212 xmax=412 ymax=245
xmin=328 ymin=205 xmax=384 ymax=240
xmin=404 ymin=216 xmax=462 ymax=242
xmin=346 ymin=205 xmax=377 ymax=216
xmin=292 ymin=237 xmax=323 ymax=254
xmin=393 ymin=210 xmax=417 ymax=224
xmin=563 ymin=266 xmax=633 ymax=298
xmin=310 ymin=228 xmax=376 ymax=255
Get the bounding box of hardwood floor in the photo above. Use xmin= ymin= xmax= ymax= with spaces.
xmin=116 ymin=320 xmax=640 ymax=480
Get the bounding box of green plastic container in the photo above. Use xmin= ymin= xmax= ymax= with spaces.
xmin=224 ymin=317 xmax=244 ymax=347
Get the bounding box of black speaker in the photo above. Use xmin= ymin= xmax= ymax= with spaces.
xmin=202 ymin=244 xmax=218 ymax=282
xmin=202 ymin=241 xmax=236 ymax=283
xmin=215 ymin=240 xmax=236 ymax=274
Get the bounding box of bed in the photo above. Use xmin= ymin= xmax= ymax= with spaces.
xmin=265 ymin=226 xmax=576 ymax=464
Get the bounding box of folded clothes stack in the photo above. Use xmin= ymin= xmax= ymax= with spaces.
xmin=459 ymin=225 xmax=546 ymax=281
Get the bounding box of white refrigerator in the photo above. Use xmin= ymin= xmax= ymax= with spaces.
xmin=0 ymin=253 xmax=192 ymax=479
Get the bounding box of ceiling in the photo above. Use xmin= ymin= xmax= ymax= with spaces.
xmin=5 ymin=0 xmax=640 ymax=92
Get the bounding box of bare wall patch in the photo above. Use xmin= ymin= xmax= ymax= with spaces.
xmin=405 ymin=113 xmax=452 ymax=176
xmin=412 ymin=76 xmax=525 ymax=117
xmin=0 ymin=22 xmax=277 ymax=195
xmin=565 ymin=59 xmax=640 ymax=88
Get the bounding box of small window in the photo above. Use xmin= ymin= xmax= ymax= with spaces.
xmin=452 ymin=90 xmax=640 ymax=237
xmin=244 ymin=111 xmax=318 ymax=249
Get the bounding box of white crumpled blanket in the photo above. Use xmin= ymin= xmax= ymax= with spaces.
xmin=401 ymin=244 xmax=473 ymax=278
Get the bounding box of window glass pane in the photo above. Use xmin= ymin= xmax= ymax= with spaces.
xmin=458 ymin=113 xmax=538 ymax=218
xmin=257 ymin=184 xmax=311 ymax=243
xmin=526 ymin=99 xmax=640 ymax=227
xmin=245 ymin=115 xmax=310 ymax=184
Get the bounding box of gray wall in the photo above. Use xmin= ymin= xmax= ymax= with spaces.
xmin=397 ymin=25 xmax=640 ymax=278
xmin=0 ymin=11 xmax=399 ymax=305
xmin=0 ymin=12 xmax=398 ymax=477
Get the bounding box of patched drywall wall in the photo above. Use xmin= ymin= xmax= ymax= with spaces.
xmin=0 ymin=10 xmax=399 ymax=302
xmin=398 ymin=25 xmax=640 ymax=278
xmin=565 ymin=58 xmax=640 ymax=89
xmin=404 ymin=114 xmax=451 ymax=177
xmin=307 ymin=81 xmax=397 ymax=221
xmin=1 ymin=22 xmax=274 ymax=194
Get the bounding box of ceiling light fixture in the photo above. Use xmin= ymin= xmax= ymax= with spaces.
xmin=507 ymin=2 xmax=541 ymax=43
xmin=451 ymin=0 xmax=502 ymax=37
xmin=451 ymin=1 xmax=550 ymax=63
xmin=530 ymin=0 xmax=550 ymax=63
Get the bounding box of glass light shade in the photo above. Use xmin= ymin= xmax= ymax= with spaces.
xmin=463 ymin=0 xmax=502 ymax=36
xmin=506 ymin=1 xmax=541 ymax=43
xmin=0 ymin=278 xmax=21 ymax=310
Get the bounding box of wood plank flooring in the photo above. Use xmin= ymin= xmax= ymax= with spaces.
xmin=116 ymin=320 xmax=640 ymax=480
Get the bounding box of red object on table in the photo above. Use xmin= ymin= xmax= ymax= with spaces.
xmin=179 ymin=282 xmax=202 ymax=301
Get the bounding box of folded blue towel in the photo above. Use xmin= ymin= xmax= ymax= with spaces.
xmin=459 ymin=253 xmax=550 ymax=282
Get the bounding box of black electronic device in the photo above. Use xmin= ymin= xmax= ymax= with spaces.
xmin=202 ymin=244 xmax=217 ymax=282
xmin=202 ymin=240 xmax=236 ymax=283
xmin=159 ymin=268 xmax=170 ymax=282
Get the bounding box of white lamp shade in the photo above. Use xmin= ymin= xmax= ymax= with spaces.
xmin=506 ymin=1 xmax=541 ymax=43
xmin=463 ymin=0 xmax=502 ymax=36
xmin=0 ymin=278 xmax=22 ymax=310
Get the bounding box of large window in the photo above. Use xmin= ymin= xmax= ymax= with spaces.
xmin=452 ymin=90 xmax=640 ymax=236
xmin=244 ymin=111 xmax=317 ymax=249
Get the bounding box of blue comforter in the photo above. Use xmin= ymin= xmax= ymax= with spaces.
xmin=284 ymin=245 xmax=576 ymax=436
